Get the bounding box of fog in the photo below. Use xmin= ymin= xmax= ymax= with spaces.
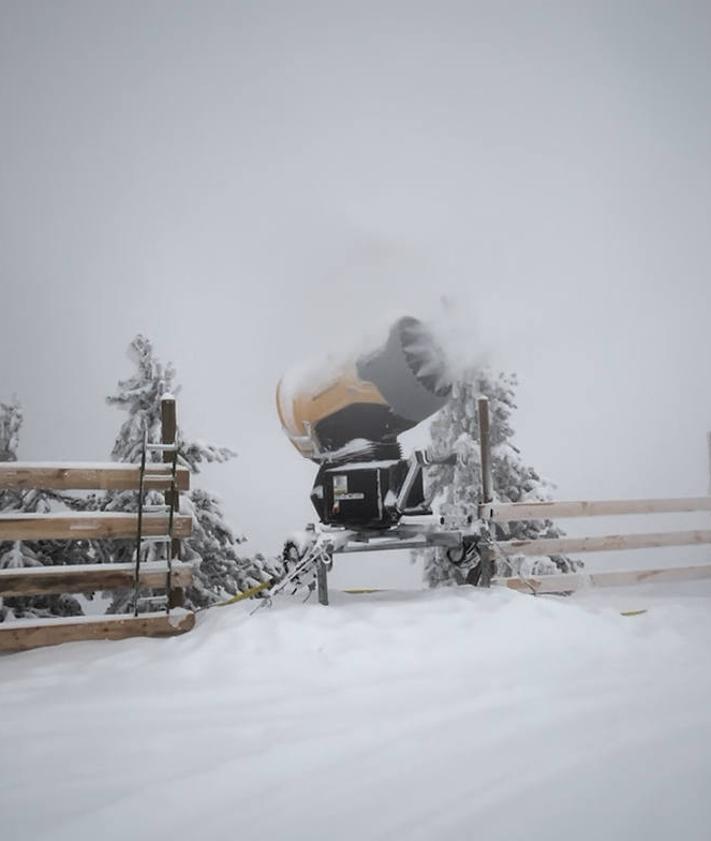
xmin=2 ymin=1 xmax=710 ymax=579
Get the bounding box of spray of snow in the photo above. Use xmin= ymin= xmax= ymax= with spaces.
xmin=423 ymin=295 xmax=491 ymax=386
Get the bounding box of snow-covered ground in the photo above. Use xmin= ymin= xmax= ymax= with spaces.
xmin=3 ymin=582 xmax=711 ymax=841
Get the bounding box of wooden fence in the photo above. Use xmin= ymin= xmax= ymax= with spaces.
xmin=472 ymin=398 xmax=711 ymax=594
xmin=0 ymin=395 xmax=195 ymax=652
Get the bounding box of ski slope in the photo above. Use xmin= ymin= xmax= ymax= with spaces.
xmin=2 ymin=583 xmax=711 ymax=841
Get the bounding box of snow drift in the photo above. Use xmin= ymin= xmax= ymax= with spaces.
xmin=2 ymin=584 xmax=711 ymax=840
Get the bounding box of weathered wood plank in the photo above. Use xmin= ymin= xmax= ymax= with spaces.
xmin=0 ymin=610 xmax=196 ymax=653
xmin=0 ymin=512 xmax=192 ymax=541
xmin=0 ymin=562 xmax=192 ymax=596
xmin=495 ymin=563 xmax=711 ymax=594
xmin=480 ymin=497 xmax=711 ymax=522
xmin=0 ymin=462 xmax=190 ymax=492
xmin=494 ymin=529 xmax=711 ymax=557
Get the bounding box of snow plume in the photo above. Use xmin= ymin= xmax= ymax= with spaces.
xmin=423 ymin=295 xmax=491 ymax=388
xmin=278 ymin=310 xmax=463 ymax=412
xmin=345 ymin=295 xmax=491 ymax=393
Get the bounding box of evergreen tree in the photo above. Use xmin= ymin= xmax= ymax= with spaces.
xmin=0 ymin=398 xmax=22 ymax=526
xmin=182 ymin=489 xmax=282 ymax=606
xmin=0 ymin=397 xmax=21 ymax=463
xmin=0 ymin=399 xmax=85 ymax=621
xmin=421 ymin=369 xmax=580 ymax=587
xmin=104 ymin=334 xmax=279 ymax=610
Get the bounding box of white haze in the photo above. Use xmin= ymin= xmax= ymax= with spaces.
xmin=1 ymin=2 xmax=711 ymax=578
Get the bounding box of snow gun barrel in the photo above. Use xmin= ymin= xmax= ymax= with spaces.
xmin=276 ymin=316 xmax=451 ymax=461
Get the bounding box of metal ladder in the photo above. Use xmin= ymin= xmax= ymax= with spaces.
xmin=133 ymin=430 xmax=180 ymax=616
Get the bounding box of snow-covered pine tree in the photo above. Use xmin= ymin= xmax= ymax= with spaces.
xmin=0 ymin=399 xmax=37 ymax=599
xmin=0 ymin=398 xmax=23 ymax=529
xmin=0 ymin=397 xmax=21 ymax=463
xmin=184 ymin=489 xmax=282 ymax=606
xmin=0 ymin=399 xmax=85 ymax=621
xmin=421 ymin=369 xmax=580 ymax=587
xmin=104 ymin=334 xmax=279 ymax=610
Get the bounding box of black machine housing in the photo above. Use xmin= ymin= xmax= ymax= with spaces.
xmin=310 ymin=452 xmax=432 ymax=530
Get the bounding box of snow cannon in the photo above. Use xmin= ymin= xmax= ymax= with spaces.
xmin=276 ymin=316 xmax=452 ymax=531
xmin=276 ymin=316 xmax=451 ymax=462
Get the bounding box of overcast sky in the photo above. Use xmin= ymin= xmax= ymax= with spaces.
xmin=2 ymin=1 xmax=711 ymax=583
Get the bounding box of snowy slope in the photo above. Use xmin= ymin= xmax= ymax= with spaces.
xmin=2 ymin=583 xmax=711 ymax=841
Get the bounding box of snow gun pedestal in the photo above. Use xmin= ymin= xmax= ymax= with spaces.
xmin=279 ymin=398 xmax=711 ymax=606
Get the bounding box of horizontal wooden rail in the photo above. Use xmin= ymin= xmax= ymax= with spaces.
xmin=480 ymin=496 xmax=711 ymax=522
xmin=0 ymin=609 xmax=196 ymax=652
xmin=0 ymin=462 xmax=189 ymax=492
xmin=495 ymin=563 xmax=711 ymax=594
xmin=0 ymin=562 xmax=193 ymax=597
xmin=0 ymin=512 xmax=192 ymax=541
xmin=494 ymin=529 xmax=711 ymax=557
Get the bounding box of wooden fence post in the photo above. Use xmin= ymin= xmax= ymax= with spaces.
xmin=161 ymin=394 xmax=183 ymax=606
xmin=477 ymin=397 xmax=496 ymax=588
xmin=478 ymin=397 xmax=493 ymax=507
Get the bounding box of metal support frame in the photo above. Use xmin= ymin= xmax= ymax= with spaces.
xmin=395 ymin=453 xmax=424 ymax=513
xmin=333 ymin=527 xmax=463 ymax=554
xmin=278 ymin=421 xmax=711 ymax=603
xmin=317 ymin=555 xmax=330 ymax=605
